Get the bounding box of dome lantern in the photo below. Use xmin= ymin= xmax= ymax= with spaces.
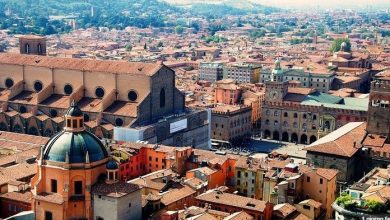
xmin=64 ymin=100 xmax=85 ymax=132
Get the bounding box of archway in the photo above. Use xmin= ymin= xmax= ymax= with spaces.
xmin=300 ymin=134 xmax=308 ymax=144
xmin=264 ymin=130 xmax=271 ymax=139
xmin=291 ymin=133 xmax=298 ymax=143
xmin=272 ymin=131 xmax=280 ymax=141
xmin=309 ymin=135 xmax=317 ymax=144
xmin=282 ymin=132 xmax=289 ymax=142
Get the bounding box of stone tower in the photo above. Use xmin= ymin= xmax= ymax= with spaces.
xmin=19 ymin=35 xmax=46 ymax=56
xmin=366 ymin=76 xmax=390 ymax=139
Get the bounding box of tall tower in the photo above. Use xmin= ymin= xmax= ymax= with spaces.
xmin=19 ymin=35 xmax=46 ymax=56
xmin=366 ymin=76 xmax=390 ymax=138
xmin=265 ymin=59 xmax=288 ymax=103
xmin=31 ymin=101 xmax=109 ymax=220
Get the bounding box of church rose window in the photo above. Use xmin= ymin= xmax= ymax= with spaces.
xmin=34 ymin=81 xmax=43 ymax=92
xmin=64 ymin=84 xmax=73 ymax=95
xmin=95 ymin=87 xmax=105 ymax=98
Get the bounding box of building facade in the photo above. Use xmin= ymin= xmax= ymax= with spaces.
xmin=199 ymin=62 xmax=224 ymax=82
xmin=223 ymin=63 xmax=260 ymax=84
xmin=0 ymin=53 xmax=209 ymax=149
xmin=211 ymin=105 xmax=252 ymax=143
xmin=261 ymin=60 xmax=368 ymax=144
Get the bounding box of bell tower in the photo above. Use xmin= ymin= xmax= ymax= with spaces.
xmin=367 ymin=76 xmax=390 ymax=139
xmin=265 ymin=59 xmax=288 ymax=103
xmin=19 ymin=35 xmax=46 ymax=56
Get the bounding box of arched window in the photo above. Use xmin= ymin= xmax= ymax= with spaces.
xmin=265 ymin=120 xmax=270 ymax=125
xmin=25 ymin=44 xmax=30 ymax=54
xmin=312 ymin=114 xmax=317 ymax=120
xmin=160 ymin=88 xmax=165 ymax=108
xmin=293 ymin=113 xmax=298 ymax=118
xmin=284 ymin=112 xmax=288 ymax=117
xmin=283 ymin=121 xmax=288 ymax=127
xmin=293 ymin=122 xmax=298 ymax=128
xmin=266 ymin=110 xmax=270 ymax=116
xmin=274 ymin=111 xmax=279 ymax=116
xmin=303 ymin=114 xmax=307 ymax=119
xmin=37 ymin=43 xmax=42 ymax=54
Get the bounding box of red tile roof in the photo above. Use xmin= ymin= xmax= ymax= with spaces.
xmin=0 ymin=53 xmax=163 ymax=76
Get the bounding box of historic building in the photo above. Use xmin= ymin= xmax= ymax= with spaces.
xmin=19 ymin=35 xmax=47 ymax=56
xmin=307 ymin=70 xmax=390 ymax=185
xmin=327 ymin=42 xmax=372 ymax=69
xmin=211 ymin=104 xmax=252 ymax=144
xmin=30 ymin=102 xmax=141 ymax=220
xmin=223 ymin=63 xmax=260 ymax=84
xmin=0 ymin=52 xmax=209 ymax=149
xmin=261 ymin=59 xmax=368 ymax=144
xmin=260 ymin=62 xmax=336 ymax=93
xmin=199 ymin=62 xmax=224 ymax=82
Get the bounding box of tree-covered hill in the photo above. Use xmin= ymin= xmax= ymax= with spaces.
xmin=0 ymin=0 xmax=178 ymax=34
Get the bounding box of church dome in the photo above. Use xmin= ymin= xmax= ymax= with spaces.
xmin=42 ymin=100 xmax=109 ymax=164
xmin=42 ymin=130 xmax=109 ymax=163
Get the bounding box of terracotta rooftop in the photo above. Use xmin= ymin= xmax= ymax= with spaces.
xmin=91 ymin=181 xmax=140 ymax=198
xmin=160 ymin=184 xmax=196 ymax=206
xmin=299 ymin=199 xmax=322 ymax=209
xmin=0 ymin=53 xmax=163 ymax=76
xmin=34 ymin=192 xmax=64 ymax=204
xmin=195 ymin=188 xmax=268 ymax=212
xmin=273 ymin=203 xmax=297 ymax=218
xmin=0 ymin=191 xmax=33 ymax=203
xmin=305 ymin=122 xmax=366 ymax=157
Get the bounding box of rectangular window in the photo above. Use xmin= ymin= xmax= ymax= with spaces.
xmin=75 ymin=181 xmax=83 ymax=195
xmin=320 ymin=178 xmax=323 ymax=184
xmin=72 ymin=119 xmax=77 ymax=128
xmin=307 ymin=177 xmax=310 ymax=182
xmin=51 ymin=179 xmax=57 ymax=193
xmin=45 ymin=211 xmax=53 ymax=220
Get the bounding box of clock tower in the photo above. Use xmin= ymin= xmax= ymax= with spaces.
xmin=265 ymin=59 xmax=288 ymax=103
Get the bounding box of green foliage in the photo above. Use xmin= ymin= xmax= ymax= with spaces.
xmin=330 ymin=38 xmax=351 ymax=52
xmin=250 ymin=30 xmax=266 ymax=39
xmin=175 ymin=25 xmax=184 ymax=34
xmin=289 ymin=38 xmax=313 ymax=45
xmin=0 ymin=0 xmax=177 ymax=35
xmin=336 ymin=193 xmax=353 ymax=206
xmin=125 ymin=44 xmax=132 ymax=52
xmin=201 ymin=35 xmax=227 ymax=43
xmin=364 ymin=200 xmax=385 ymax=213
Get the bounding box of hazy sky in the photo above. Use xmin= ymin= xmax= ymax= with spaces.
xmin=253 ymin=0 xmax=390 ymax=9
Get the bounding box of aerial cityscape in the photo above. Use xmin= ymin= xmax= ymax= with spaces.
xmin=0 ymin=0 xmax=389 ymax=219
